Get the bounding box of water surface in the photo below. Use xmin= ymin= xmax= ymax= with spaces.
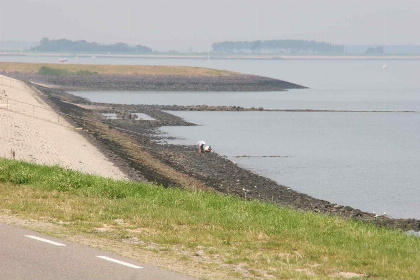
xmin=160 ymin=111 xmax=420 ymax=219
xmin=73 ymin=88 xmax=419 ymax=112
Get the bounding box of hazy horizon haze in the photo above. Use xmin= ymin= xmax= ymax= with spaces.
xmin=0 ymin=0 xmax=419 ymax=51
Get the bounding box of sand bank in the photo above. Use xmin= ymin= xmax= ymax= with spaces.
xmin=0 ymin=75 xmax=126 ymax=179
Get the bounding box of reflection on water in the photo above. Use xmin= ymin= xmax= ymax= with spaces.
xmin=100 ymin=112 xmax=155 ymax=120
xmin=132 ymin=113 xmax=155 ymax=120
xmin=101 ymin=113 xmax=118 ymax=119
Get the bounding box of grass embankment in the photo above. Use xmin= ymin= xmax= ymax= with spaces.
xmin=0 ymin=158 xmax=419 ymax=279
xmin=0 ymin=62 xmax=233 ymax=76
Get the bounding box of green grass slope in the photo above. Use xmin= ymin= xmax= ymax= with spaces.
xmin=0 ymin=158 xmax=419 ymax=279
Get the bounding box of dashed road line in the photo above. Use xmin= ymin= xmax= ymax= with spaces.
xmin=25 ymin=235 xmax=67 ymax=247
xmin=97 ymin=256 xmax=143 ymax=269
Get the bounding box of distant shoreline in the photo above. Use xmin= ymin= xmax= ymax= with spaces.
xmin=1 ymin=62 xmax=305 ymax=92
xmin=1 ymin=51 xmax=420 ymax=60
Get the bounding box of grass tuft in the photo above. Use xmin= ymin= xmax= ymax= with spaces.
xmin=76 ymin=70 xmax=95 ymax=76
xmin=38 ymin=66 xmax=70 ymax=75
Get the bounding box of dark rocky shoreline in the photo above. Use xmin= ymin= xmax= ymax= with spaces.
xmin=3 ymin=72 xmax=305 ymax=92
xmin=25 ymin=82 xmax=419 ymax=233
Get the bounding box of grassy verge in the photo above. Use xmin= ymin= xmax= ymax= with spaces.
xmin=0 ymin=62 xmax=234 ymax=76
xmin=0 ymin=158 xmax=419 ymax=279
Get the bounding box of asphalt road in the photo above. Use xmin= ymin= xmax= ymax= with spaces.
xmin=0 ymin=223 xmax=197 ymax=280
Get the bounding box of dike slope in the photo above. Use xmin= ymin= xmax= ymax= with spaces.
xmin=0 ymin=75 xmax=127 ymax=180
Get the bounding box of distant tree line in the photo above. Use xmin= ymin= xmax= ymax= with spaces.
xmin=212 ymin=40 xmax=345 ymax=54
xmin=365 ymin=46 xmax=384 ymax=54
xmin=31 ymin=38 xmax=153 ymax=53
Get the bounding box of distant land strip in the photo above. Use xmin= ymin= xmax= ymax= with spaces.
xmin=0 ymin=62 xmax=234 ymax=76
xmin=0 ymin=62 xmax=306 ymax=91
xmin=1 ymin=52 xmax=420 ymax=60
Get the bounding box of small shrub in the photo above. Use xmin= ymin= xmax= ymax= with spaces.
xmin=38 ymin=66 xmax=69 ymax=75
xmin=76 ymin=70 xmax=95 ymax=76
xmin=9 ymin=174 xmax=31 ymax=185
xmin=8 ymin=168 xmax=34 ymax=185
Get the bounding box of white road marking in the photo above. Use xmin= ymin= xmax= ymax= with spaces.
xmin=97 ymin=256 xmax=143 ymax=269
xmin=25 ymin=235 xmax=66 ymax=247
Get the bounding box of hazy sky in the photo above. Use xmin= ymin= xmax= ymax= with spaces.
xmin=0 ymin=0 xmax=419 ymax=51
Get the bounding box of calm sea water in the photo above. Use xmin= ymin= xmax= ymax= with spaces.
xmin=161 ymin=111 xmax=420 ymax=219
xmin=72 ymin=88 xmax=419 ymax=112
xmin=3 ymin=55 xmax=419 ymax=219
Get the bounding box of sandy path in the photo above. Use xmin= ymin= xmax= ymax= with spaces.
xmin=0 ymin=75 xmax=126 ymax=180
